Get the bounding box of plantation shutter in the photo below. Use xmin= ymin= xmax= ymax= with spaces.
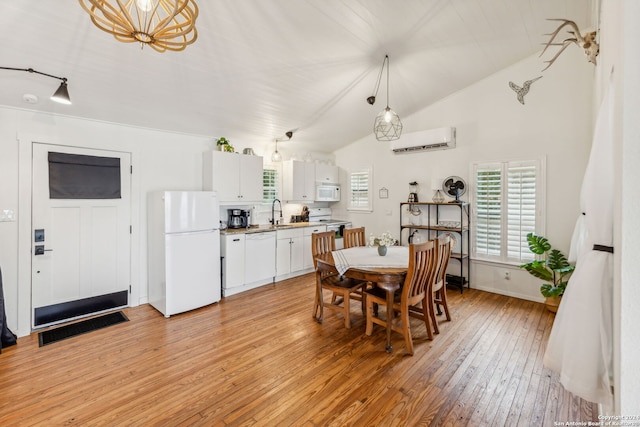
xmin=475 ymin=164 xmax=502 ymax=257
xmin=507 ymin=162 xmax=537 ymax=261
xmin=349 ymin=169 xmax=372 ymax=211
xmin=472 ymin=158 xmax=544 ymax=263
xmin=263 ymin=168 xmax=278 ymax=202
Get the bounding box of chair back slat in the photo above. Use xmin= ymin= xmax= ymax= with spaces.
xmin=343 ymin=227 xmax=366 ymax=249
xmin=311 ymin=231 xmax=336 ymax=269
xmin=434 ymin=235 xmax=452 ymax=291
xmin=402 ymin=240 xmax=437 ymax=305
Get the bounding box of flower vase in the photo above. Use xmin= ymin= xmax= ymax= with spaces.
xmin=377 ymin=245 xmax=387 ymax=256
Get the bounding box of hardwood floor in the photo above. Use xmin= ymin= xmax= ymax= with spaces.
xmin=0 ymin=274 xmax=598 ymax=426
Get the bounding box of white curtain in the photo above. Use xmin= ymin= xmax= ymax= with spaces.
xmin=543 ymin=74 xmax=614 ymax=406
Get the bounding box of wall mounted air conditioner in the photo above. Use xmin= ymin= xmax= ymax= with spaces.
xmin=390 ymin=127 xmax=456 ymax=153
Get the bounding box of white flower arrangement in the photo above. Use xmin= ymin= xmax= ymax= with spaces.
xmin=368 ymin=231 xmax=397 ymax=247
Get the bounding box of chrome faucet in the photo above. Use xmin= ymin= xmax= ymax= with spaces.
xmin=271 ymin=198 xmax=283 ymax=225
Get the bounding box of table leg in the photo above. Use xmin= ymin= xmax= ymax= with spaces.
xmin=385 ymin=288 xmax=394 ymax=353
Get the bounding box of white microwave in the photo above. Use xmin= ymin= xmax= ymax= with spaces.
xmin=316 ymin=184 xmax=340 ymax=202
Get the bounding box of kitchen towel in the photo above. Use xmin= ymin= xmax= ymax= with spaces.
xmin=332 ymin=246 xmax=409 ymax=276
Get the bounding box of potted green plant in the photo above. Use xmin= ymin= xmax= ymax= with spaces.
xmin=216 ymin=137 xmax=234 ymax=153
xmin=519 ymin=233 xmax=575 ymax=313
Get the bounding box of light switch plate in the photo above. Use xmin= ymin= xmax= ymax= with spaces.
xmin=0 ymin=209 xmax=15 ymax=222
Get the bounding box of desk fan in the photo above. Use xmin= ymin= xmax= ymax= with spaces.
xmin=442 ymin=176 xmax=466 ymax=203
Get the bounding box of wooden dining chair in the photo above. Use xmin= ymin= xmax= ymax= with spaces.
xmin=312 ymin=231 xmax=366 ymax=329
xmin=428 ymin=235 xmax=453 ymax=335
xmin=364 ymin=240 xmax=438 ymax=355
xmin=343 ymin=227 xmax=366 ymax=249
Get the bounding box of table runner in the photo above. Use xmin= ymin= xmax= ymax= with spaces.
xmin=332 ymin=246 xmax=409 ymax=275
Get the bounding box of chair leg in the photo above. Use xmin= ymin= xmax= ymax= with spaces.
xmin=440 ymin=287 xmax=451 ymax=321
xmin=401 ymin=306 xmax=414 ymax=355
xmin=343 ymin=291 xmax=351 ymax=329
xmin=420 ymin=298 xmax=434 ymax=341
xmin=365 ymin=295 xmax=375 ymax=336
xmin=429 ymin=294 xmax=440 ymax=335
xmin=313 ymin=282 xmax=320 ymax=320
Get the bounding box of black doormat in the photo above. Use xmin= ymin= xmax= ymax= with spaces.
xmin=38 ymin=311 xmax=129 ymax=347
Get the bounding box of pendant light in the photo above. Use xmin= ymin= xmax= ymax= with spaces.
xmin=78 ymin=0 xmax=199 ymax=53
xmin=271 ymin=139 xmax=282 ymax=162
xmin=366 ymin=55 xmax=402 ymax=141
xmin=271 ymin=130 xmax=293 ymax=162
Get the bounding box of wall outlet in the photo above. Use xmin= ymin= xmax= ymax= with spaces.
xmin=504 ymin=271 xmax=511 ymax=280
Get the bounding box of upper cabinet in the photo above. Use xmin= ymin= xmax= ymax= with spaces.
xmin=203 ymin=151 xmax=263 ymax=203
xmin=282 ymin=160 xmax=315 ymax=202
xmin=315 ymin=163 xmax=339 ymax=184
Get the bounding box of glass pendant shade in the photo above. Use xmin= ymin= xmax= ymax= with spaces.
xmin=374 ymin=107 xmax=402 ymax=141
xmin=271 ymin=150 xmax=282 ymax=162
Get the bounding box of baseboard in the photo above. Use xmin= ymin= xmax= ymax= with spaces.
xmin=473 ymin=285 xmax=544 ymax=303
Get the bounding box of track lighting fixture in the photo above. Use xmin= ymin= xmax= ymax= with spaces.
xmin=1 ymin=67 xmax=72 ymax=105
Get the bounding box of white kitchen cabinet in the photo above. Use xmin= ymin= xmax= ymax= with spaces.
xmin=282 ymin=160 xmax=315 ymax=202
xmin=315 ymin=163 xmax=339 ymax=184
xmin=221 ymin=231 xmax=276 ymax=296
xmin=303 ymin=225 xmax=327 ymax=269
xmin=203 ymin=151 xmax=263 ymax=203
xmin=276 ymin=228 xmax=304 ymax=279
xmin=221 ymin=233 xmax=245 ymax=291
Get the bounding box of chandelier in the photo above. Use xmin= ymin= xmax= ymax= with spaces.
xmin=78 ymin=0 xmax=199 ymax=53
xmin=367 ymin=55 xmax=402 ymax=141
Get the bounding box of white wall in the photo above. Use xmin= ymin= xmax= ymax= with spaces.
xmin=333 ymin=49 xmax=594 ymax=302
xmin=0 ymin=107 xmax=213 ymax=336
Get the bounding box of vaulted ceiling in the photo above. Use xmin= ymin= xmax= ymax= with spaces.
xmin=1 ymin=0 xmax=593 ymax=154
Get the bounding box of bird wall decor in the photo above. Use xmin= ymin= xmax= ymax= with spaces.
xmin=508 ymin=76 xmax=542 ymax=105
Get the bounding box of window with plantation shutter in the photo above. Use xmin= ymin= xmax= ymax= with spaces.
xmin=263 ymin=168 xmax=278 ymax=202
xmin=348 ymin=168 xmax=373 ymax=212
xmin=472 ymin=159 xmax=544 ymax=263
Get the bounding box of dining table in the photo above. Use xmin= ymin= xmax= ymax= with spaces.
xmin=314 ymin=245 xmax=409 ymax=353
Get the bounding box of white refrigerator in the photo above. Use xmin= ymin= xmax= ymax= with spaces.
xmin=148 ymin=191 xmax=221 ymax=317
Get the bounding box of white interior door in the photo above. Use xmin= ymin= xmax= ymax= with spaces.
xmin=31 ymin=143 xmax=131 ymax=327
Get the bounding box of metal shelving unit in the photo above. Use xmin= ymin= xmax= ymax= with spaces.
xmin=399 ymin=202 xmax=471 ymax=292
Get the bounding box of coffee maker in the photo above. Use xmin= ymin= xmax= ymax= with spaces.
xmin=227 ymin=209 xmax=250 ymax=228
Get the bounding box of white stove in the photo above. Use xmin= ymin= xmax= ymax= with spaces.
xmin=309 ymin=208 xmax=351 ymax=249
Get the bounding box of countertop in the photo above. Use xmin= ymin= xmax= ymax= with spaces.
xmin=221 ymin=222 xmax=325 ymax=235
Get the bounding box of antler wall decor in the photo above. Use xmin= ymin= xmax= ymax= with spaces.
xmin=539 ymin=19 xmax=599 ymax=71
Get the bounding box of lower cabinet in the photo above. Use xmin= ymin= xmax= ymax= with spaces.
xmin=222 ymin=225 xmax=328 ymax=294
xmin=276 ymin=228 xmax=304 ymax=278
xmin=221 ymin=231 xmax=276 ymax=296
xmin=276 ymin=225 xmax=327 ymax=280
